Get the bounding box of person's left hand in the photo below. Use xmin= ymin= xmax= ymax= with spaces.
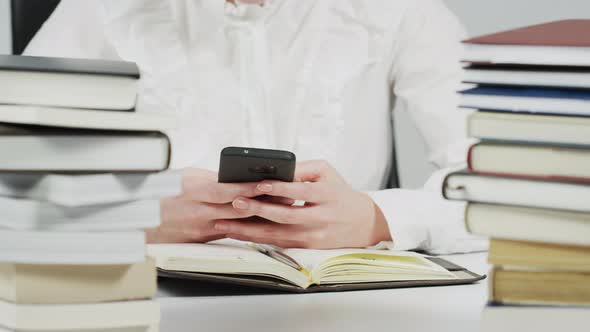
xmin=214 ymin=160 xmax=393 ymax=249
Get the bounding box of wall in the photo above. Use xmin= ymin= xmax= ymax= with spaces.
xmin=445 ymin=0 xmax=590 ymax=37
xmin=396 ymin=0 xmax=590 ymax=188
xmin=0 ymin=0 xmax=10 ymax=54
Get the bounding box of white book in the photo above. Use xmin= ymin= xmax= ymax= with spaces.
xmin=464 ymin=66 xmax=590 ymax=89
xmin=0 ymin=55 xmax=139 ymax=111
xmin=465 ymin=203 xmax=590 ymax=247
xmin=464 ymin=43 xmax=590 ymax=67
xmin=0 ymin=300 xmax=159 ymax=332
xmin=444 ymin=172 xmax=590 ymax=212
xmin=0 ymin=197 xmax=160 ymax=231
xmin=468 ymin=142 xmax=590 ymax=181
xmin=0 ymin=327 xmax=158 ymax=332
xmin=481 ymin=305 xmax=590 ymax=332
xmin=0 ymin=171 xmax=182 ymax=207
xmin=0 ymin=105 xmax=176 ymax=131
xmin=0 ymin=230 xmax=146 ymax=265
xmin=463 ymin=20 xmax=590 ymax=67
xmin=468 ymin=111 xmax=590 ymax=146
xmin=0 ymin=125 xmax=171 ymax=172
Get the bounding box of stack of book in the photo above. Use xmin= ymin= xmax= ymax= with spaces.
xmin=442 ymin=20 xmax=590 ymax=330
xmin=0 ymin=55 xmax=182 ymax=332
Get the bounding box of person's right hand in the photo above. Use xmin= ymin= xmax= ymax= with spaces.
xmin=146 ymin=168 xmax=263 ymax=244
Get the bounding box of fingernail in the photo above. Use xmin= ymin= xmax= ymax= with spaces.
xmin=233 ymin=199 xmax=249 ymax=210
xmin=257 ymin=183 xmax=273 ymax=193
xmin=215 ymin=222 xmax=229 ymax=232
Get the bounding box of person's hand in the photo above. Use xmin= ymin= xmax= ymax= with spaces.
xmin=147 ymin=168 xmax=263 ymax=243
xmin=214 ymin=161 xmax=393 ymax=249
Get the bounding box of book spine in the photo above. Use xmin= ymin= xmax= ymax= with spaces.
xmin=441 ymin=172 xmax=454 ymax=200
xmin=488 ymin=267 xmax=498 ymax=303
xmin=162 ymin=132 xmax=172 ymax=170
xmin=464 ymin=203 xmax=474 ymax=235
xmin=468 ymin=169 xmax=590 ymax=184
xmin=466 ymin=111 xmax=477 ymax=138
xmin=467 ymin=143 xmax=477 ymax=171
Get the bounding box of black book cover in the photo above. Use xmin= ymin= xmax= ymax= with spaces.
xmin=0 ymin=54 xmax=140 ymax=78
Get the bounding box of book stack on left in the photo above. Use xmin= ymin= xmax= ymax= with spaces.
xmin=0 ymin=55 xmax=182 ymax=332
xmin=442 ymin=20 xmax=590 ymax=331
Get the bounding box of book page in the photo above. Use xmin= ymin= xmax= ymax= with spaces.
xmin=147 ymin=239 xmax=311 ymax=288
xmin=284 ymin=248 xmax=428 ymax=271
xmin=148 ymin=240 xmax=456 ymax=288
xmin=284 ymin=248 xmax=456 ymax=284
xmin=148 ymin=239 xmax=274 ymax=267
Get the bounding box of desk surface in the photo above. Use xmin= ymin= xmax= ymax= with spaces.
xmin=157 ymin=252 xmax=489 ymax=332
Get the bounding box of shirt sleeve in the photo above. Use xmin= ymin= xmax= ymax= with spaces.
xmin=367 ymin=0 xmax=488 ymax=255
xmin=24 ymin=0 xmax=119 ymax=60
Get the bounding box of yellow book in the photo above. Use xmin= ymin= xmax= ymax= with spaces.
xmin=0 ymin=258 xmax=156 ymax=304
xmin=0 ymin=299 xmax=159 ymax=332
xmin=490 ymin=266 xmax=590 ymax=306
xmin=489 ymin=239 xmax=590 ymax=272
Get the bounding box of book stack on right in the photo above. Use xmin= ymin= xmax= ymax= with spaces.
xmin=0 ymin=55 xmax=182 ymax=332
xmin=443 ymin=20 xmax=590 ymax=331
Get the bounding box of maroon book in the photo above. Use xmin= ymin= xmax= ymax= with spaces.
xmin=464 ymin=19 xmax=590 ymax=47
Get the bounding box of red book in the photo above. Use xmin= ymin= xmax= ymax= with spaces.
xmin=466 ymin=20 xmax=590 ymax=47
xmin=463 ymin=20 xmax=590 ymax=66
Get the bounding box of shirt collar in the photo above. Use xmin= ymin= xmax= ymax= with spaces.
xmin=224 ymin=0 xmax=282 ymax=22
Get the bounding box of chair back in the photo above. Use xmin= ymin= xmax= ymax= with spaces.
xmin=11 ymin=0 xmax=60 ymax=54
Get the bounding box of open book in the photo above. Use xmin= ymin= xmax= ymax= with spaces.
xmin=148 ymin=240 xmax=484 ymax=293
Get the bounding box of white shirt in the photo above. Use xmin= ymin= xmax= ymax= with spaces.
xmin=25 ymin=0 xmax=488 ymax=254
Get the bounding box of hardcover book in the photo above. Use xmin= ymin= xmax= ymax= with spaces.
xmin=467 ymin=141 xmax=590 ymax=181
xmin=464 ymin=64 xmax=590 ymax=89
xmin=0 ymin=197 xmax=161 ymax=231
xmin=490 ymin=267 xmax=590 ymax=306
xmin=443 ymin=171 xmax=590 ymax=212
xmin=468 ymin=111 xmax=590 ymax=146
xmin=460 ymin=86 xmax=590 ymax=116
xmin=463 ymin=19 xmax=590 ymax=66
xmin=0 ymin=105 xmax=176 ymax=131
xmin=0 ymin=300 xmax=159 ymax=332
xmin=0 ymin=258 xmax=156 ymax=304
xmin=482 ymin=305 xmax=590 ymax=332
xmin=0 ymin=55 xmax=140 ymax=110
xmin=0 ymin=230 xmax=146 ymax=265
xmin=488 ymin=239 xmax=590 ymax=272
xmin=464 ymin=203 xmax=590 ymax=247
xmin=0 ymin=124 xmax=171 ymax=172
xmin=0 ymin=171 xmax=181 ymax=207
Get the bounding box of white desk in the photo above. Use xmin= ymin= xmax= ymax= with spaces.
xmin=157 ymin=252 xmax=489 ymax=332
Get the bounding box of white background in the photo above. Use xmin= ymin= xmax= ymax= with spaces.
xmin=0 ymin=0 xmax=589 ymax=187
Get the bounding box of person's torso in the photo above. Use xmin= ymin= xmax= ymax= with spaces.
xmin=101 ymin=0 xmax=411 ymax=190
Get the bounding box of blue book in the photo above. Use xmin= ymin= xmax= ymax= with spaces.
xmin=460 ymin=86 xmax=590 ymax=116
xmin=462 ymin=86 xmax=590 ymax=99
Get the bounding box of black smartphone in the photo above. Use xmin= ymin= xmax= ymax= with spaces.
xmin=218 ymin=147 xmax=296 ymax=183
